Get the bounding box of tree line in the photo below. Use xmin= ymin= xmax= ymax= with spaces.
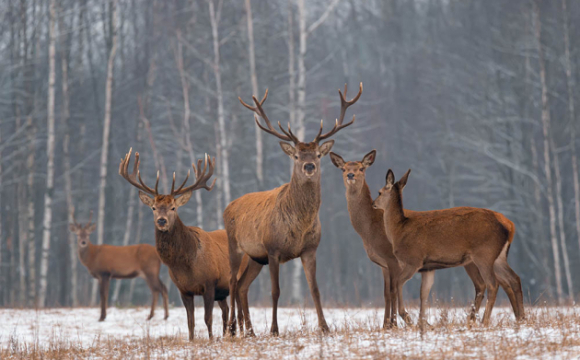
xmin=0 ymin=0 xmax=579 ymax=309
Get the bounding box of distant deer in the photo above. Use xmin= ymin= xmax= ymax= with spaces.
xmin=69 ymin=208 xmax=168 ymax=322
xmin=225 ymin=83 xmax=362 ymax=336
xmin=119 ymin=149 xmax=248 ymax=340
xmin=330 ymin=150 xmax=513 ymax=327
xmin=372 ymin=169 xmax=525 ymax=326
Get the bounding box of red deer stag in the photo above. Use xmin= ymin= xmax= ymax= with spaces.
xmin=225 ymin=83 xmax=362 ymax=336
xmin=372 ymin=169 xmax=525 ymax=326
xmin=329 ymin=150 xmax=522 ymax=327
xmin=69 ymin=208 xmax=168 ymax=322
xmin=119 ymin=149 xmax=248 ymax=340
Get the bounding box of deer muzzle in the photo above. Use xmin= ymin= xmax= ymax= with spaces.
xmin=303 ymin=163 xmax=316 ymax=176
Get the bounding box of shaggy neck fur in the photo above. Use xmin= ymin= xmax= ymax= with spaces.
xmin=280 ymin=169 xmax=322 ymax=226
xmin=155 ymin=216 xmax=198 ymax=267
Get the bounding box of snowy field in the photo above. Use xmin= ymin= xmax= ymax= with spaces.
xmin=2 ymin=305 xmax=580 ymax=359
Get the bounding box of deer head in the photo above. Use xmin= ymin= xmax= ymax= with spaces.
xmin=372 ymin=169 xmax=411 ymax=211
xmin=329 ymin=150 xmax=376 ymax=191
xmin=69 ymin=208 xmax=95 ymax=248
xmin=119 ymin=148 xmax=216 ymax=232
xmin=239 ymin=83 xmax=362 ymax=182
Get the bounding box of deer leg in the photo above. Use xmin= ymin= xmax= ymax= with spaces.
xmin=159 ymin=280 xmax=169 ymax=320
xmin=419 ymin=271 xmax=435 ymax=331
xmin=473 ymin=260 xmax=499 ymax=326
xmin=495 ymin=244 xmax=525 ymax=321
xmin=227 ymin=251 xmax=243 ymax=336
xmin=494 ymin=261 xmax=522 ymax=320
xmin=180 ymin=293 xmax=195 ymax=341
xmin=464 ymin=263 xmax=486 ymax=321
xmin=390 ymin=277 xmax=398 ymax=327
xmin=236 ymin=292 xmax=244 ymax=335
xmin=505 ymin=265 xmax=525 ymax=320
xmin=145 ymin=275 xmax=159 ymax=321
xmin=218 ymin=299 xmax=229 ymax=336
xmin=300 ymin=251 xmax=330 ymax=334
xmin=98 ymin=275 xmax=111 ymax=322
xmin=203 ymin=287 xmax=216 ymax=339
xmin=398 ymin=263 xmax=420 ymax=325
xmin=238 ymin=259 xmax=263 ymax=337
xmin=381 ymin=267 xmax=392 ymax=329
xmin=268 ymin=254 xmax=281 ymax=336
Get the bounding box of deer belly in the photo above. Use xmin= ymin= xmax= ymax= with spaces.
xmin=421 ymin=254 xmax=470 ymax=271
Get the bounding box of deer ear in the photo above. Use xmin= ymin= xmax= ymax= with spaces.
xmin=319 ymin=140 xmax=334 ymax=156
xmin=386 ymin=169 xmax=395 ymax=186
xmin=175 ymin=191 xmax=193 ymax=208
xmin=362 ymin=150 xmax=376 ymax=167
xmin=85 ymin=223 xmax=96 ymax=233
xmin=279 ymin=142 xmax=296 ymax=157
xmin=398 ymin=169 xmax=411 ymax=189
xmin=139 ymin=191 xmax=155 ymax=207
xmin=329 ymin=152 xmax=345 ymax=168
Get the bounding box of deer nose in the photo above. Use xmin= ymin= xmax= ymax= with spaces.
xmin=347 ymin=173 xmax=355 ymax=180
xmin=304 ymin=163 xmax=316 ymax=172
xmin=157 ymin=218 xmax=167 ymax=226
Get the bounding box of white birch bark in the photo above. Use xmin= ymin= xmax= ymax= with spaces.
xmin=93 ymin=0 xmax=118 ymax=303
xmin=37 ymin=0 xmax=57 ymax=307
xmin=244 ymin=0 xmax=263 ymax=187
xmin=209 ymin=0 xmax=231 ymax=207
xmin=534 ymin=3 xmax=563 ymax=304
xmin=561 ymin=0 xmax=580 ymax=265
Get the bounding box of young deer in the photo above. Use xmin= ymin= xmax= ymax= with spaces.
xmin=119 ymin=149 xmax=247 ymax=340
xmin=372 ymin=169 xmax=525 ymax=326
xmin=225 ymin=83 xmax=362 ymax=336
xmin=330 ymin=151 xmax=509 ymax=327
xmin=69 ymin=208 xmax=168 ymax=322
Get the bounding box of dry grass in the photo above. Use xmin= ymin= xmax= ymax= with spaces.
xmin=2 ymin=305 xmax=580 ymax=359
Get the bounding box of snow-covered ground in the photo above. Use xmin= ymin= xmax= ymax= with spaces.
xmin=2 ymin=305 xmax=580 ymax=359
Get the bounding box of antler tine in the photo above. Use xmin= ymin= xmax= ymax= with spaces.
xmin=277 ymin=121 xmax=300 ymax=144
xmin=240 ymin=89 xmax=297 ymax=143
xmin=238 ymin=88 xmax=268 ymax=111
xmin=314 ymin=82 xmax=362 ymax=143
xmin=172 ymin=170 xmax=190 ymax=195
xmin=119 ymin=148 xmax=158 ymax=195
xmin=172 ymin=154 xmax=217 ymax=196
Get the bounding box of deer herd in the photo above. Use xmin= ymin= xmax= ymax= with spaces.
xmin=70 ymin=82 xmax=524 ymax=339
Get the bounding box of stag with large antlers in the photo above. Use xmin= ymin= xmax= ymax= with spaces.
xmin=372 ymin=169 xmax=525 ymax=326
xmin=119 ymin=149 xmax=248 ymax=340
xmin=225 ymin=83 xmax=362 ymax=336
xmin=69 ymin=208 xmax=169 ymax=322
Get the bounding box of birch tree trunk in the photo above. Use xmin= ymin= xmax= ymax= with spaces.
xmin=59 ymin=14 xmax=78 ymax=306
xmin=93 ymin=0 xmax=118 ymax=304
xmin=209 ymin=0 xmax=231 ymax=207
xmin=551 ymin=140 xmax=573 ymax=302
xmin=561 ymin=0 xmax=580 ymax=261
xmin=175 ymin=35 xmax=203 ymax=226
xmin=38 ymin=0 xmax=57 ymax=308
xmin=244 ymin=0 xmax=263 ymax=187
xmin=288 ymin=0 xmax=296 ymax=130
xmin=296 ymin=0 xmax=307 ymax=141
xmin=534 ymin=2 xmax=563 ymax=304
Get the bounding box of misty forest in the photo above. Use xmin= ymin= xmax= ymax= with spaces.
xmin=0 ymin=0 xmax=579 ymax=312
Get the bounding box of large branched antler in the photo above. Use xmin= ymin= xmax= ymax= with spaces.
xmin=314 ymin=82 xmax=363 ymax=143
xmin=171 ymin=154 xmax=217 ymax=196
xmin=239 ymin=89 xmax=300 ymax=144
xmin=119 ymin=148 xmax=159 ymax=196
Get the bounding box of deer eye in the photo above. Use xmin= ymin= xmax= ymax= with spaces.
xmin=152 ymin=207 xmax=156 ymax=211
xmin=317 ymin=154 xmax=321 ymax=158
xmin=171 ymin=207 xmax=176 ymax=211
xmin=294 ymin=155 xmax=298 ymax=159
xmin=360 ymin=168 xmax=364 ymax=172
xmin=342 ymin=169 xmax=346 ymax=172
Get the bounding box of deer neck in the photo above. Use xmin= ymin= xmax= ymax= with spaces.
xmin=155 ymin=216 xmax=197 ymax=266
xmin=383 ymin=191 xmax=407 ymax=238
xmin=78 ymin=242 xmax=97 ymax=268
xmin=345 ymin=181 xmax=380 ymax=235
xmin=283 ymin=170 xmax=322 ymax=222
